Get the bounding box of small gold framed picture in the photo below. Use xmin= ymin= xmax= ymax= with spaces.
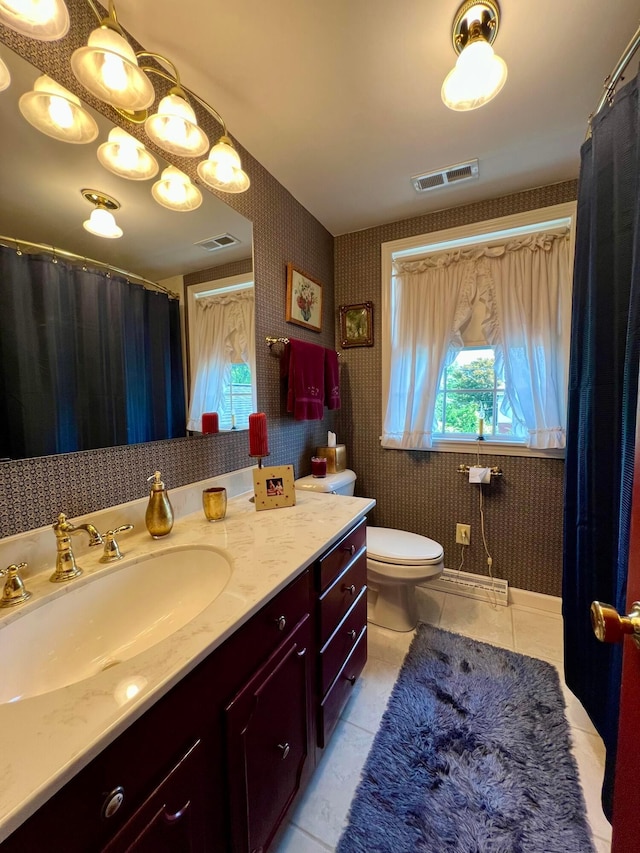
xmin=253 ymin=464 xmax=297 ymax=511
xmin=286 ymin=263 xmax=323 ymax=332
xmin=339 ymin=301 xmax=374 ymax=348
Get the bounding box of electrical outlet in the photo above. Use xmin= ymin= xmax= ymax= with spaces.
xmin=456 ymin=523 xmax=471 ymax=545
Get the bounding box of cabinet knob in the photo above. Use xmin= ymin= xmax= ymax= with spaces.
xmin=343 ymin=543 xmax=356 ymax=555
xmin=343 ymin=583 xmax=356 ymax=595
xmin=101 ymin=786 xmax=125 ymax=819
xmin=348 ymin=629 xmax=357 ymax=640
xmin=347 ymin=675 xmax=357 ymax=685
xmin=275 ymin=615 xmax=286 ymax=631
xmin=277 ymin=742 xmax=290 ymax=760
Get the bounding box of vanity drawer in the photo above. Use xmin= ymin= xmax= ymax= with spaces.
xmin=318 ymin=552 xmax=366 ymax=645
xmin=319 ymin=588 xmax=367 ymax=695
xmin=317 ymin=518 xmax=366 ymax=593
xmin=318 ymin=626 xmax=367 ymax=749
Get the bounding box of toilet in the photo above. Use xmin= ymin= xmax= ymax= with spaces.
xmin=295 ymin=469 xmax=444 ymax=632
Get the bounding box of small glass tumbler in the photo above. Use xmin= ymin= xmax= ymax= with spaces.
xmin=311 ymin=456 xmax=327 ymax=478
xmin=202 ymin=487 xmax=227 ymax=521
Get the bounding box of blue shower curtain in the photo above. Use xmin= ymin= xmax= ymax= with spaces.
xmin=563 ymin=65 xmax=640 ymax=818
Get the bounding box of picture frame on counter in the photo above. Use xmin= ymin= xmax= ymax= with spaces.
xmin=286 ymin=263 xmax=323 ymax=332
xmin=253 ymin=464 xmax=296 ymax=511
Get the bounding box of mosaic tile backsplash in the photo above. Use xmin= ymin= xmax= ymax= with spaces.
xmin=334 ymin=181 xmax=578 ymax=597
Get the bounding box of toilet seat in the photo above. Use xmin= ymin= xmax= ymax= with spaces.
xmin=366 ymin=527 xmax=443 ymax=566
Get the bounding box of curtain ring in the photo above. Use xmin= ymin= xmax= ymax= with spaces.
xmin=14 ymin=239 xmax=22 ymax=256
xmin=51 ymin=247 xmax=58 ymax=264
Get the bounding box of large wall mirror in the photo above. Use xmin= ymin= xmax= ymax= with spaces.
xmin=0 ymin=40 xmax=254 ymax=462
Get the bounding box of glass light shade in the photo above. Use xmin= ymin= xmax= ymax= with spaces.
xmin=0 ymin=0 xmax=69 ymax=41
xmin=144 ymin=93 xmax=209 ymax=158
xmin=197 ymin=137 xmax=250 ymax=193
xmin=83 ymin=205 xmax=123 ymax=239
xmin=0 ymin=55 xmax=10 ymax=92
xmin=97 ymin=127 xmax=159 ymax=180
xmin=71 ymin=26 xmax=155 ymax=111
xmin=18 ymin=75 xmax=99 ymax=143
xmin=441 ymin=38 xmax=508 ymax=111
xmin=152 ymin=165 xmax=202 ymax=212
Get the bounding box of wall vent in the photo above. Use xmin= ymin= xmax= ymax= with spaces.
xmin=411 ymin=159 xmax=479 ymax=193
xmin=195 ymin=233 xmax=240 ymax=252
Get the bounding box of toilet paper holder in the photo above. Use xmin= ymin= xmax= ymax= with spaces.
xmin=457 ymin=464 xmax=503 ymax=478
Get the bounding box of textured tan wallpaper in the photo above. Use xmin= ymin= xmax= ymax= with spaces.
xmin=335 ymin=181 xmax=578 ymax=596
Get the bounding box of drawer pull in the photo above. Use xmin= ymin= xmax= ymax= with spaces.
xmin=343 ymin=543 xmax=356 ymax=555
xmin=101 ymin=786 xmax=125 ymax=819
xmin=348 ymin=629 xmax=357 ymax=640
xmin=163 ymin=800 xmax=191 ymax=824
xmin=275 ymin=615 xmax=286 ymax=631
xmin=343 ymin=584 xmax=356 ymax=595
xmin=277 ymin=742 xmax=290 ymax=760
xmin=297 ymin=647 xmax=307 ymax=657
xmin=347 ymin=675 xmax=357 ymax=685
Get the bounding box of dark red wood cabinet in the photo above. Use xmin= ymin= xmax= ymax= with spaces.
xmin=1 ymin=519 xmax=368 ymax=853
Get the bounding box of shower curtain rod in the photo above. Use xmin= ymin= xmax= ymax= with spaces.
xmin=587 ymin=23 xmax=640 ymax=136
xmin=0 ymin=235 xmax=179 ymax=299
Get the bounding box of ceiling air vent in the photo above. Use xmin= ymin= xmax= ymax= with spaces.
xmin=411 ymin=159 xmax=479 ymax=193
xmin=195 ymin=233 xmax=240 ymax=252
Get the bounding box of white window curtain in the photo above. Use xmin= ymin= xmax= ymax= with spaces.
xmin=382 ymin=254 xmax=476 ymax=449
xmin=480 ymin=232 xmax=571 ymax=449
xmin=382 ymin=230 xmax=571 ymax=451
xmin=187 ymin=289 xmax=256 ymax=432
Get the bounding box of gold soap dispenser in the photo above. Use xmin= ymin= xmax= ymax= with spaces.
xmin=145 ymin=471 xmax=174 ymax=538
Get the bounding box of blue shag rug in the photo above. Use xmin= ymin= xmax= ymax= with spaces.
xmin=337 ymin=624 xmax=595 ymax=853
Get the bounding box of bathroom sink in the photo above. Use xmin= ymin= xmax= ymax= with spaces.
xmin=0 ymin=545 xmax=232 ymax=704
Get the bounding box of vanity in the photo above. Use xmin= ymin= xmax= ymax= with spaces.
xmin=0 ymin=471 xmax=374 ymax=852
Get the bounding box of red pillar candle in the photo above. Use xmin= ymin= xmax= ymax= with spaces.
xmin=202 ymin=412 xmax=219 ymax=434
xmin=249 ymin=412 xmax=269 ymax=456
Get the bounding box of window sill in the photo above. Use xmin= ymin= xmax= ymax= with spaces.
xmin=431 ymin=438 xmax=565 ymax=459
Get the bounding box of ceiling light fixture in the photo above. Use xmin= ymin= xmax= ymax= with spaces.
xmin=0 ymin=55 xmax=11 ymax=91
xmin=70 ymin=0 xmax=154 ymax=112
xmin=197 ymin=135 xmax=250 ymax=194
xmin=97 ymin=127 xmax=159 ymax=180
xmin=0 ymin=0 xmax=69 ymax=41
xmin=441 ymin=0 xmax=507 ymax=112
xmin=81 ymin=189 xmax=123 ymax=238
xmin=19 ymin=74 xmax=98 ymax=143
xmin=151 ymin=165 xmax=202 ymax=212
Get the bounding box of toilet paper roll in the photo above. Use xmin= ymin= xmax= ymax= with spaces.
xmin=469 ymin=466 xmax=491 ymax=484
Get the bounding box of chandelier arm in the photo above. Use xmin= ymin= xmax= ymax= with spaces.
xmin=136 ymin=51 xmax=182 ymax=88
xmin=183 ymin=87 xmax=228 ymax=137
xmin=85 ymin=0 xmax=106 ymax=26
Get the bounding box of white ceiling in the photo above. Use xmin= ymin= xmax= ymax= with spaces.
xmin=116 ymin=0 xmax=640 ymax=236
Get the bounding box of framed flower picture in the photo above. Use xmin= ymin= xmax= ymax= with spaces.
xmin=339 ymin=302 xmax=374 ymax=347
xmin=286 ymin=263 xmax=323 ymax=332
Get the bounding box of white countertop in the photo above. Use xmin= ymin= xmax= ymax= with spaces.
xmin=0 ymin=485 xmax=375 ymax=842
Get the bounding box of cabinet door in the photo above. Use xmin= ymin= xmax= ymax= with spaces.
xmin=100 ymin=739 xmax=209 ymax=853
xmin=225 ymin=614 xmax=313 ymax=853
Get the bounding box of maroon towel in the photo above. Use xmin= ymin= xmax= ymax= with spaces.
xmin=282 ymin=339 xmax=325 ymax=420
xmin=324 ymin=348 xmax=340 ymax=410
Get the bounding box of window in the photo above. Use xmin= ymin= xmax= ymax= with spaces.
xmin=381 ymin=203 xmax=576 ymax=456
xmin=219 ymin=362 xmax=254 ymax=430
xmin=435 ymin=347 xmax=516 ymax=439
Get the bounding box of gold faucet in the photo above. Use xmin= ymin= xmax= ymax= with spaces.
xmin=51 ymin=513 xmax=103 ymax=583
xmin=1 ymin=563 xmax=32 ymax=607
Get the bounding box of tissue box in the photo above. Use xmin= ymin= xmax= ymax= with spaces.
xmin=316 ymin=444 xmax=346 ymax=473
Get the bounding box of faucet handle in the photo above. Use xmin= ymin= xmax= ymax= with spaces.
xmin=1 ymin=562 xmax=32 ymax=608
xmin=99 ymin=525 xmax=134 ymax=564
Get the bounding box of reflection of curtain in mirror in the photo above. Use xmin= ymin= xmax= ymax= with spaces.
xmin=0 ymin=247 xmax=186 ymax=459
xmin=187 ymin=289 xmax=256 ymax=432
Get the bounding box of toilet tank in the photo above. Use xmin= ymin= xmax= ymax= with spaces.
xmin=294 ymin=469 xmax=356 ymax=496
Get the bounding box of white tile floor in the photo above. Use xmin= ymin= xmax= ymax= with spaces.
xmin=273 ymin=589 xmax=612 ymax=853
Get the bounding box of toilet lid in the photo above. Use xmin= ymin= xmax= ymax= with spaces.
xmin=366 ymin=527 xmax=444 ymax=565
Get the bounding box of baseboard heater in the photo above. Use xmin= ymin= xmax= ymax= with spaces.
xmin=427 ymin=568 xmax=509 ymax=607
